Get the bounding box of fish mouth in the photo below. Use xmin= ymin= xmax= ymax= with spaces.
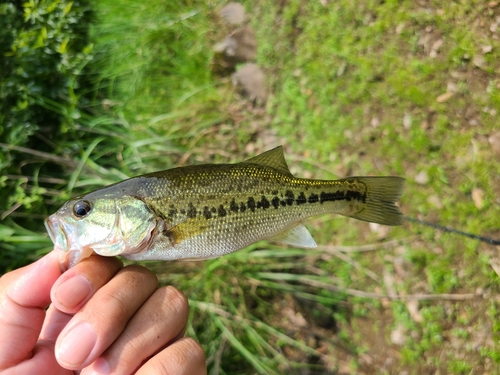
xmin=44 ymin=215 xmax=69 ymax=252
xmin=45 ymin=214 xmax=95 ymax=269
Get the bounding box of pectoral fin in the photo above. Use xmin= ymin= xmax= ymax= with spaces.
xmin=270 ymin=224 xmax=317 ymax=248
xmin=166 ymin=217 xmax=208 ymax=245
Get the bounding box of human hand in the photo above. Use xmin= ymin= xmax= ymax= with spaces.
xmin=0 ymin=251 xmax=206 ymax=374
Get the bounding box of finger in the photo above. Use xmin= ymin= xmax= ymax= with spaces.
xmin=80 ymin=286 xmax=189 ymax=375
xmin=135 ymin=337 xmax=207 ymax=375
xmin=6 ymin=341 xmax=73 ymax=375
xmin=0 ymin=251 xmax=61 ymax=370
xmin=51 ymin=254 xmax=123 ymax=314
xmin=39 ymin=304 xmax=72 ymax=343
xmin=55 ymin=265 xmax=158 ymax=370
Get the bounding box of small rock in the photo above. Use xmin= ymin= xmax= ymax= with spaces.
xmin=436 ymin=92 xmax=453 ymax=103
xmin=473 ymin=54 xmax=487 ymax=69
xmin=446 ymin=81 xmax=458 ymax=93
xmin=369 ymin=222 xmax=389 ymax=238
xmin=427 ymin=194 xmax=443 ymax=209
xmin=358 ymin=353 xmax=374 ymax=366
xmin=219 ymin=2 xmax=246 ymax=25
xmin=430 ymin=39 xmax=444 ymax=58
xmin=488 ymin=131 xmax=500 ymax=156
xmin=383 ymin=270 xmax=397 ymax=299
xmin=282 ymin=307 xmax=308 ymax=328
xmin=417 ymin=32 xmax=430 ymax=48
xmin=231 ymin=63 xmax=267 ymax=102
xmin=393 ymin=255 xmax=407 ymax=277
xmin=213 ymin=26 xmax=257 ymax=65
xmin=336 ymin=61 xmax=347 ymax=77
xmin=403 ymin=112 xmax=412 ymax=129
xmin=482 ymin=45 xmax=493 ymax=54
xmin=471 ymin=188 xmax=485 ymax=210
xmin=406 ymin=300 xmax=423 ymax=323
xmin=489 ymin=1 xmax=499 ymax=8
xmin=390 ymin=324 xmax=406 ymax=346
xmin=415 ymin=170 xmax=429 ymax=185
xmin=464 ymin=106 xmax=476 ymax=119
xmin=450 ymin=70 xmax=466 ymax=79
xmin=490 ymin=258 xmax=500 ymax=277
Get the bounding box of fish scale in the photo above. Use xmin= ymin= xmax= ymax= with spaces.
xmin=45 ymin=146 xmax=405 ymax=268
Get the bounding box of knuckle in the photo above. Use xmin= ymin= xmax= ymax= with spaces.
xmin=157 ymin=338 xmax=206 ymax=375
xmin=122 ymin=265 xmax=159 ymax=287
xmin=180 ymin=337 xmax=206 ymax=366
xmin=163 ymin=286 xmax=188 ymax=316
xmin=97 ymin=289 xmax=129 ymax=318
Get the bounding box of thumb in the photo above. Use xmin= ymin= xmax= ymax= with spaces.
xmin=0 ymin=251 xmax=62 ymax=369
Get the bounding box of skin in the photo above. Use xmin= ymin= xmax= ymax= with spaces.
xmin=0 ymin=251 xmax=206 ymax=375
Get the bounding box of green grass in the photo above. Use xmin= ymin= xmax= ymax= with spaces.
xmin=246 ymin=1 xmax=500 ymax=372
xmin=2 ymin=0 xmax=500 ymax=373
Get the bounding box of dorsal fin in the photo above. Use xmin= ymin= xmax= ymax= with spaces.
xmin=243 ymin=146 xmax=292 ymax=175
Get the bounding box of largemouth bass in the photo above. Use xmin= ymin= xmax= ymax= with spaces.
xmin=45 ymin=146 xmax=405 ymax=268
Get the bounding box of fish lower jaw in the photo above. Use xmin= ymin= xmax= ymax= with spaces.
xmin=58 ymin=246 xmax=95 ymax=270
xmin=45 ymin=216 xmax=69 ymax=252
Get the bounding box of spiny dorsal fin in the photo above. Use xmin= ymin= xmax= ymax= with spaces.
xmin=269 ymin=224 xmax=317 ymax=248
xmin=243 ymin=146 xmax=291 ymax=175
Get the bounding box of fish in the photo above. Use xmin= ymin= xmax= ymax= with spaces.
xmin=45 ymin=146 xmax=405 ymax=268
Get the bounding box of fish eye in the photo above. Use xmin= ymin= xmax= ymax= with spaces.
xmin=73 ymin=200 xmax=92 ymax=218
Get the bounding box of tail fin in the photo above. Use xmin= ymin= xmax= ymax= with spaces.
xmin=342 ymin=176 xmax=405 ymax=226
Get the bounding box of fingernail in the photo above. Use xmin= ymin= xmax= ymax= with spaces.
xmin=55 ymin=275 xmax=92 ymax=309
xmin=57 ymin=322 xmax=97 ymax=367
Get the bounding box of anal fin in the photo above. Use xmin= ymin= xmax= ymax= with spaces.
xmin=270 ymin=224 xmax=317 ymax=248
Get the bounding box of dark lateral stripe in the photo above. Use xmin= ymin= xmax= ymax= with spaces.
xmin=167 ymin=204 xmax=178 ymax=219
xmin=230 ymin=199 xmax=239 ymax=212
xmin=168 ymin=208 xmax=178 ymax=218
xmin=271 ymin=196 xmax=280 ymax=209
xmin=247 ymin=197 xmax=256 ymax=212
xmin=296 ymin=192 xmax=307 ymax=205
xmin=257 ymin=195 xmax=270 ymax=209
xmin=203 ymin=206 xmax=212 ymax=219
xmin=180 ymin=188 xmax=366 ymax=222
xmin=308 ymin=193 xmax=319 ymax=203
xmin=187 ymin=203 xmax=197 ymax=219
xmin=218 ymin=204 xmax=227 ymax=217
xmin=319 ymin=190 xmax=366 ymax=203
